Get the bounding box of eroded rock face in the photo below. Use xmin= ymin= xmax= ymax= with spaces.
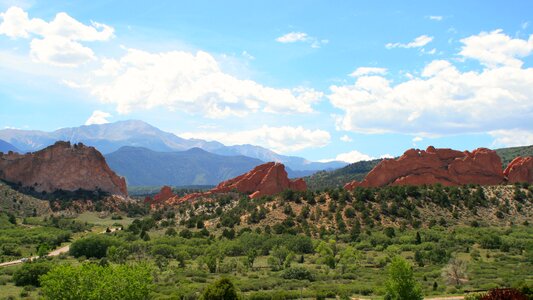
xmin=345 ymin=146 xmax=505 ymax=189
xmin=0 ymin=141 xmax=127 ymax=196
xmin=504 ymin=157 xmax=533 ymax=184
xmin=212 ymin=162 xmax=307 ymax=199
xmin=165 ymin=162 xmax=307 ymax=204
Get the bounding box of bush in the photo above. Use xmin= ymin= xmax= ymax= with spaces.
xmin=40 ymin=263 xmax=153 ymax=300
xmin=200 ymin=277 xmax=239 ymax=300
xmin=384 ymin=256 xmax=423 ymax=300
xmin=69 ymin=234 xmax=119 ymax=259
xmin=13 ymin=261 xmax=52 ymax=287
xmin=281 ymin=267 xmax=314 ymax=281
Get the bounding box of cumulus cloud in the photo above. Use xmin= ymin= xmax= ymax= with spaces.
xmin=489 ymin=129 xmax=533 ymax=147
xmin=80 ymin=48 xmax=322 ymax=117
xmin=340 ymin=135 xmax=352 ymax=142
xmin=180 ymin=126 xmax=330 ymax=153
xmin=0 ymin=6 xmax=113 ymax=66
xmin=349 ymin=67 xmax=387 ymax=77
xmin=319 ymin=150 xmax=374 ymax=163
xmin=459 ymin=29 xmax=533 ymax=68
xmin=276 ymin=31 xmax=328 ymax=48
xmin=329 ymin=30 xmax=533 ymax=137
xmin=386 ymin=35 xmax=433 ymax=49
xmin=85 ymin=110 xmax=111 ymax=125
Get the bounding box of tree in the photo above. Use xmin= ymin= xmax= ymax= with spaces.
xmin=107 ymin=245 xmax=129 ymax=264
xmin=384 ymin=256 xmax=423 ymax=300
xmin=316 ymin=241 xmax=336 ymax=269
xmin=268 ymin=246 xmax=291 ymax=270
xmin=200 ymin=277 xmax=239 ymax=300
xmin=69 ymin=234 xmax=119 ymax=259
xmin=13 ymin=261 xmax=51 ymax=287
xmin=338 ymin=246 xmax=359 ymax=274
xmin=442 ymin=258 xmax=468 ymax=286
xmin=40 ymin=263 xmax=153 ymax=300
xmin=246 ymin=249 xmax=257 ymax=269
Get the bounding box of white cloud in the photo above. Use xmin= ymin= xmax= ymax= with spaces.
xmin=0 ymin=6 xmax=113 ymax=66
xmin=276 ymin=31 xmax=328 ymax=48
xmin=459 ymin=29 xmax=533 ymax=68
xmin=489 ymin=129 xmax=533 ymax=147
xmin=522 ymin=21 xmax=529 ymax=30
xmin=340 ymin=135 xmax=352 ymax=142
xmin=329 ymin=30 xmax=533 ymax=136
xmin=386 ymin=35 xmax=433 ymax=49
xmin=349 ymin=67 xmax=387 ymax=77
xmin=85 ymin=110 xmax=111 ymax=125
xmin=276 ymin=32 xmax=309 ymax=43
xmin=380 ymin=154 xmax=393 ymax=159
xmin=79 ymin=48 xmax=322 ymax=117
xmin=181 ymin=126 xmax=331 ymax=153
xmin=428 ymin=15 xmax=443 ymax=21
xmin=320 ymin=150 xmax=374 ymax=163
xmin=412 ymin=136 xmax=423 ymax=142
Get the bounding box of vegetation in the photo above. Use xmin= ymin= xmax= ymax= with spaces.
xmin=495 ymin=145 xmax=533 ymax=167
xmin=0 ymin=183 xmax=532 ymax=299
xmin=304 ymin=159 xmax=381 ymax=190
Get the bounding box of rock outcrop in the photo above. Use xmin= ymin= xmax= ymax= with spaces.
xmin=159 ymin=162 xmax=307 ymax=205
xmin=210 ymin=162 xmax=307 ymax=199
xmin=0 ymin=141 xmax=127 ymax=196
xmin=504 ymin=157 xmax=533 ymax=184
xmin=345 ymin=146 xmax=505 ymax=189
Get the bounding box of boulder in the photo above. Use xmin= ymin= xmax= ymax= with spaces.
xmin=0 ymin=141 xmax=127 ymax=196
xmin=345 ymin=146 xmax=504 ymax=189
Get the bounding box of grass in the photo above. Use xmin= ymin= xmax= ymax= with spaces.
xmin=75 ymin=211 xmax=135 ymax=231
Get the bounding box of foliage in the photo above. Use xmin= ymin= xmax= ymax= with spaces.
xmin=40 ymin=263 xmax=153 ymax=300
xmin=13 ymin=261 xmax=52 ymax=287
xmin=69 ymin=234 xmax=120 ymax=259
xmin=281 ymin=267 xmax=314 ymax=281
xmin=200 ymin=277 xmax=239 ymax=300
xmin=384 ymin=256 xmax=423 ymax=300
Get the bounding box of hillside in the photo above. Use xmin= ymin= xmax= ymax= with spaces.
xmin=304 ymin=159 xmax=381 ymax=190
xmin=0 ymin=181 xmax=51 ymax=216
xmin=0 ymin=139 xmax=19 ymax=153
xmin=495 ymin=144 xmax=533 ymax=167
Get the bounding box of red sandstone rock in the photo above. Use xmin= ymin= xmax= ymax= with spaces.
xmin=169 ymin=162 xmax=307 ymax=203
xmin=504 ymin=156 xmax=533 ymax=184
xmin=0 ymin=141 xmax=127 ymax=196
xmin=153 ymin=186 xmax=175 ymax=203
xmin=211 ymin=162 xmax=307 ymax=199
xmin=344 ymin=146 xmax=504 ymax=189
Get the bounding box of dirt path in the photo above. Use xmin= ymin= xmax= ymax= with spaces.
xmin=0 ymin=227 xmax=121 ymax=268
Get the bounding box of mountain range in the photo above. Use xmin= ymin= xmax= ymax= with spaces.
xmin=0 ymin=120 xmax=346 ymax=186
xmin=0 ymin=139 xmax=19 ymax=153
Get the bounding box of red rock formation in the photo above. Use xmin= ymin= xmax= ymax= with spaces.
xmin=153 ymin=186 xmax=175 ymax=203
xmin=0 ymin=141 xmax=127 ymax=196
xmin=211 ymin=162 xmax=307 ymax=199
xmin=345 ymin=146 xmax=504 ymax=189
xmin=167 ymin=162 xmax=307 ymax=204
xmin=504 ymin=157 xmax=533 ymax=184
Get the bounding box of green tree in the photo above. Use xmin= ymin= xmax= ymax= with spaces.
xmin=384 ymin=256 xmax=423 ymax=300
xmin=69 ymin=235 xmax=118 ymax=259
xmin=106 ymin=245 xmax=129 ymax=264
xmin=268 ymin=246 xmax=291 ymax=271
xmin=338 ymin=246 xmax=359 ymax=274
xmin=246 ymin=249 xmax=257 ymax=269
xmin=13 ymin=261 xmax=52 ymax=287
xmin=201 ymin=277 xmax=239 ymax=300
xmin=316 ymin=241 xmax=336 ymax=269
xmin=40 ymin=263 xmax=152 ymax=300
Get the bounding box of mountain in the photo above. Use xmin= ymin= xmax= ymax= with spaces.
xmin=0 ymin=139 xmax=19 ymax=153
xmin=305 ymin=159 xmax=382 ymax=190
xmin=495 ymin=144 xmax=533 ymax=167
xmin=0 ymin=120 xmax=346 ymax=172
xmin=105 ymin=146 xmax=272 ymax=186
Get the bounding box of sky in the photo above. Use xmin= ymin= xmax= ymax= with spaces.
xmin=1 ymin=0 xmax=533 ymax=162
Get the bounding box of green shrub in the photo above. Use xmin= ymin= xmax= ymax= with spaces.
xmin=13 ymin=261 xmax=52 ymax=287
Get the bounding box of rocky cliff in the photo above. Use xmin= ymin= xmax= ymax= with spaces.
xmin=0 ymin=141 xmax=127 ymax=196
xmin=345 ymin=146 xmax=505 ymax=189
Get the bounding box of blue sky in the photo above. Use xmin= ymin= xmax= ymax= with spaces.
xmin=1 ymin=0 xmax=533 ymax=162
